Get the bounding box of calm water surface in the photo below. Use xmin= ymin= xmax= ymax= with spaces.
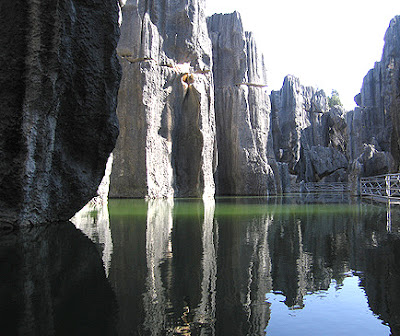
xmin=1 ymin=196 xmax=400 ymax=335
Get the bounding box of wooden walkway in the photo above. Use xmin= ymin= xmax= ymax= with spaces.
xmin=360 ymin=173 xmax=400 ymax=204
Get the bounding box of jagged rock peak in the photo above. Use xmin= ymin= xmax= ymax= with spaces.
xmin=0 ymin=0 xmax=121 ymax=225
xmin=270 ymin=75 xmax=329 ymax=171
xmin=207 ymin=12 xmax=268 ymax=88
xmin=271 ymin=75 xmax=348 ymax=183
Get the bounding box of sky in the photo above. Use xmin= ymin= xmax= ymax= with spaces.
xmin=205 ymin=0 xmax=400 ymax=110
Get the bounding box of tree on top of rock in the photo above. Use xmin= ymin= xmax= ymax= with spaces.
xmin=328 ymin=89 xmax=343 ymax=108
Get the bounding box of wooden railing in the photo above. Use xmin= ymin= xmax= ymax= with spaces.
xmin=360 ymin=173 xmax=400 ymax=203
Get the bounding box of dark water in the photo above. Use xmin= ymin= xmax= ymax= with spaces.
xmin=2 ymin=196 xmax=400 ymax=335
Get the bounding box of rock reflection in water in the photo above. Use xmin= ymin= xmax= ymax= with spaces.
xmin=215 ymin=199 xmax=273 ymax=335
xmin=72 ymin=155 xmax=114 ymax=276
xmin=72 ymin=198 xmax=113 ymax=277
xmin=142 ymin=199 xmax=174 ymax=335
xmin=106 ymin=199 xmax=218 ymax=335
xmin=359 ymin=203 xmax=400 ymax=336
xmin=2 ymin=197 xmax=398 ymax=335
xmin=0 ymin=222 xmax=117 ymax=335
xmin=268 ymin=204 xmax=356 ymax=309
xmin=195 ymin=199 xmax=218 ymax=333
xmin=362 ymin=235 xmax=400 ymax=336
xmin=143 ymin=199 xmax=218 ymax=335
xmin=59 ymin=197 xmax=400 ymax=335
xmin=108 ymin=199 xmax=148 ymax=334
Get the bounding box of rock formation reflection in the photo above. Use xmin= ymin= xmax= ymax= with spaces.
xmin=72 ymin=155 xmax=114 ymax=276
xmin=71 ymin=199 xmax=113 ymax=277
xmin=104 ymin=198 xmax=400 ymax=335
xmin=194 ymin=199 xmax=217 ymax=333
xmin=142 ymin=199 xmax=173 ymax=335
xmin=0 ymin=222 xmax=117 ymax=335
xmin=5 ymin=198 xmax=400 ymax=335
xmin=362 ymin=235 xmax=400 ymax=336
xmin=268 ymin=204 xmax=356 ymax=309
xmin=215 ymin=199 xmax=272 ymax=335
xmin=108 ymin=199 xmax=148 ymax=334
xmin=358 ymin=204 xmax=400 ymax=336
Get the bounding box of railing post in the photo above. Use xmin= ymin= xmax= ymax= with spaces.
xmin=387 ymin=201 xmax=392 ymax=232
xmin=386 ymin=175 xmax=391 ymax=199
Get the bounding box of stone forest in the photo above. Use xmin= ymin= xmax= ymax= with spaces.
xmin=2 ymin=0 xmax=400 ymax=335
xmin=2 ymin=1 xmax=400 ymax=225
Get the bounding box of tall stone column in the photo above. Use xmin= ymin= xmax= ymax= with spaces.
xmin=110 ymin=0 xmax=216 ymax=199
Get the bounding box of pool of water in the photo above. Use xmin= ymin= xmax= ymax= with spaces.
xmin=1 ymin=196 xmax=400 ymax=335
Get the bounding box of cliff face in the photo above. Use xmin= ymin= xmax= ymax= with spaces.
xmin=348 ymin=16 xmax=400 ymax=178
xmin=385 ymin=16 xmax=400 ymax=170
xmin=0 ymin=1 xmax=120 ymax=225
xmin=271 ymin=76 xmax=348 ymax=183
xmin=207 ymin=12 xmax=277 ymax=195
xmin=110 ymin=0 xmax=216 ymax=199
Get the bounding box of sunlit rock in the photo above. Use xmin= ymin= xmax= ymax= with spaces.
xmin=348 ymin=143 xmax=396 ymax=195
xmin=207 ymin=12 xmax=277 ymax=195
xmin=110 ymin=0 xmax=216 ymax=199
xmin=0 ymin=1 xmax=120 ymax=225
xmin=297 ymin=145 xmax=348 ymax=182
xmin=348 ymin=16 xmax=400 ymax=177
xmin=271 ymin=75 xmax=348 ymax=183
xmin=270 ymin=75 xmax=328 ymax=172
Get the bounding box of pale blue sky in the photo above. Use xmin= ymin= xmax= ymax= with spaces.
xmin=206 ymin=0 xmax=400 ymax=109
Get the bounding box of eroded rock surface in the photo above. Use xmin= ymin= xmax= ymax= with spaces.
xmin=110 ymin=0 xmax=216 ymax=199
xmin=0 ymin=1 xmax=120 ymax=225
xmin=271 ymin=76 xmax=348 ymax=183
xmin=207 ymin=12 xmax=277 ymax=195
xmin=348 ymin=16 xmax=400 ymax=181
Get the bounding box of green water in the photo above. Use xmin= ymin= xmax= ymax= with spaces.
xmin=1 ymin=196 xmax=399 ymax=335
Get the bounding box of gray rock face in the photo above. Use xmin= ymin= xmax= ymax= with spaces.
xmin=207 ymin=12 xmax=277 ymax=195
xmin=271 ymin=76 xmax=329 ymax=172
xmin=110 ymin=0 xmax=216 ymax=199
xmin=348 ymin=16 xmax=400 ymax=178
xmin=271 ymin=75 xmax=348 ymax=183
xmin=297 ymin=146 xmax=348 ymax=182
xmin=356 ymin=144 xmax=395 ymax=177
xmin=384 ymin=16 xmax=400 ymax=167
xmin=0 ymin=1 xmax=120 ymax=225
xmin=348 ymin=144 xmax=396 ymax=195
xmin=347 ymin=64 xmax=391 ymax=163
